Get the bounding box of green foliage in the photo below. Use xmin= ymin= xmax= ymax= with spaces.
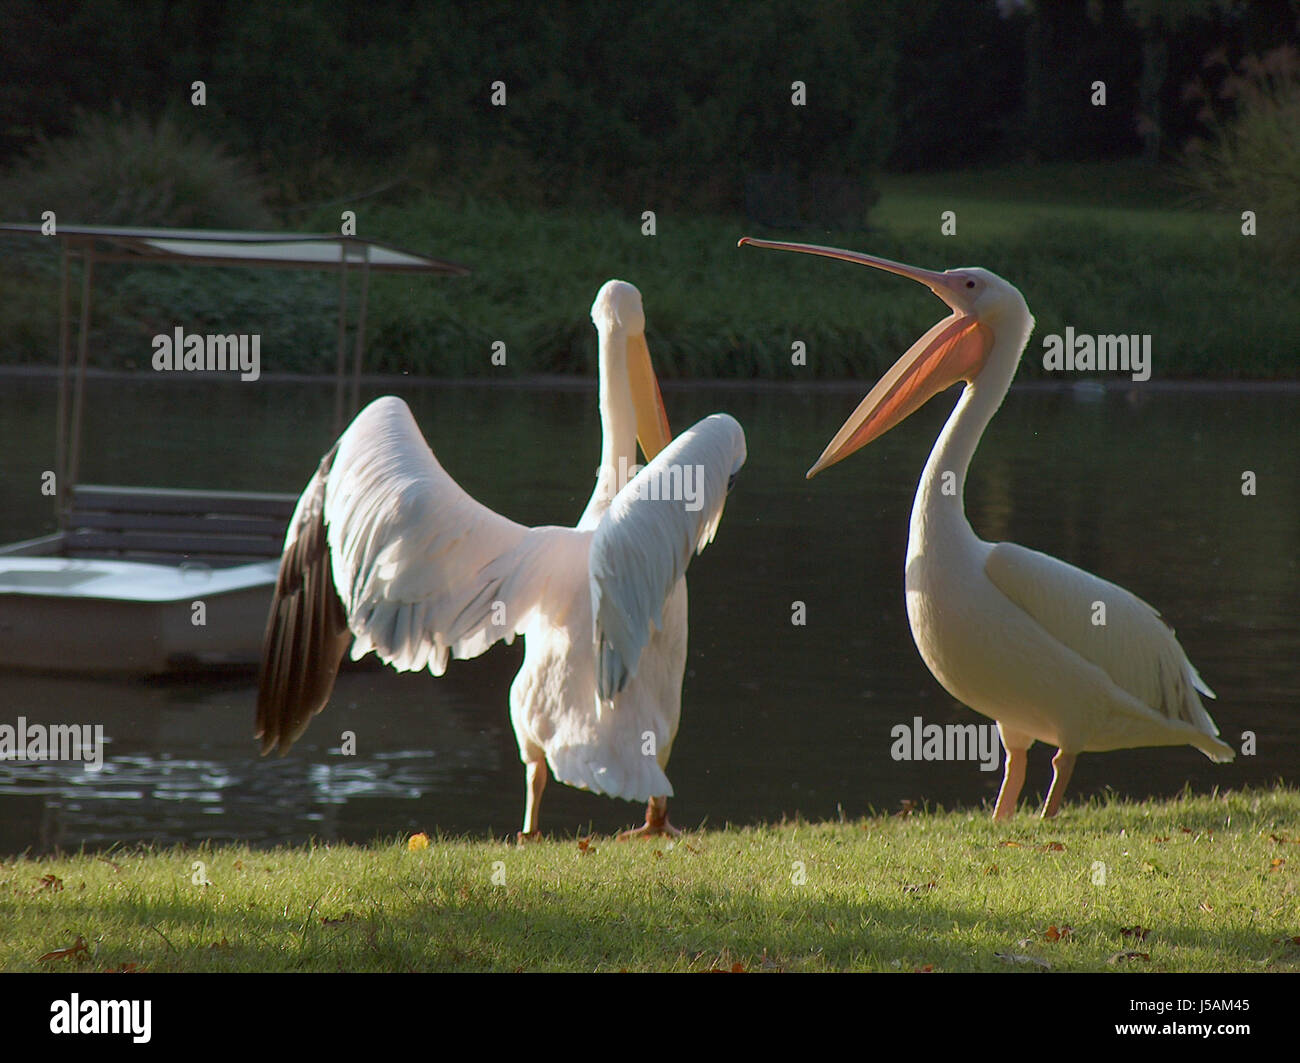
xmin=0 ymin=108 xmax=271 ymax=230
xmin=0 ymin=161 xmax=1292 ymax=378
xmin=2 ymin=787 xmax=1296 ymax=972
xmin=1180 ymin=46 xmax=1300 ymax=263
xmin=888 ymin=0 xmax=1027 ymax=170
xmin=0 ymin=106 xmax=279 ymax=369
xmin=336 ymin=166 xmax=1297 ymax=381
xmin=0 ymin=1 xmax=899 ymax=215
xmin=115 ymin=267 xmax=339 ymax=373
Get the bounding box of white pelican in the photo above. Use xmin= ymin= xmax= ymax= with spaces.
xmin=740 ymin=237 xmax=1233 ymax=819
xmin=255 ymin=280 xmax=747 ymax=840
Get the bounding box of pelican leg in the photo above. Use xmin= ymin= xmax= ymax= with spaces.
xmin=993 ymin=746 xmax=1027 ymax=821
xmin=516 ymin=759 xmax=548 ymax=844
xmin=1040 ymin=750 xmax=1076 ymax=819
xmin=617 ymin=795 xmax=681 ymax=840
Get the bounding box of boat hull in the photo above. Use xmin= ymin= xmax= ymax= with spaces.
xmin=0 ymin=558 xmax=279 ymax=675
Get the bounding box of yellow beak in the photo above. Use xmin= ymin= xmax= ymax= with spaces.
xmin=737 ymin=237 xmax=992 ymax=477
xmin=626 ymin=331 xmax=671 ymax=461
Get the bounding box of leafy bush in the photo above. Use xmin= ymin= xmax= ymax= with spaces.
xmin=1180 ymin=46 xmax=1300 ymax=263
xmin=113 ymin=267 xmax=338 ymax=374
xmin=0 ymin=2 xmax=899 ymax=217
xmin=0 ymin=107 xmax=271 ymax=229
xmin=0 ymin=106 xmax=280 ymax=367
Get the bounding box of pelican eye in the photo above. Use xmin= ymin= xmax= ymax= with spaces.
xmin=965 ymin=280 xmax=975 ymax=289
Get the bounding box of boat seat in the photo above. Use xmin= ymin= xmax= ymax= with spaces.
xmin=62 ymin=484 xmax=297 ymax=567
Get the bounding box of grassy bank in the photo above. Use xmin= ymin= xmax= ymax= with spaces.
xmin=1 ymin=163 xmax=1293 ymax=380
xmin=4 ymin=786 xmax=1297 ymax=972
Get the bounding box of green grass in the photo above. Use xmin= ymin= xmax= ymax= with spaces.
xmin=1 ymin=160 xmax=1295 ymax=378
xmin=4 ymin=786 xmax=1297 ymax=972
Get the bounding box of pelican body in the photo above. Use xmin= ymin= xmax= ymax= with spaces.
xmin=740 ymin=238 xmax=1232 ymax=819
xmin=256 ymin=280 xmax=746 ymax=839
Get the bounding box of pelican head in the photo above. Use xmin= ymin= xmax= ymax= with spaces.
xmin=591 ymin=279 xmax=647 ymax=335
xmin=738 ymin=238 xmax=1030 ymax=477
xmin=590 ymin=279 xmax=671 ymax=461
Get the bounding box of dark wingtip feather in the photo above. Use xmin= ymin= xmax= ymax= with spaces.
xmin=254 ymin=446 xmax=353 ymax=756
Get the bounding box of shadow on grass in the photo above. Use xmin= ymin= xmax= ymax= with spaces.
xmin=28 ymin=871 xmax=1294 ymax=974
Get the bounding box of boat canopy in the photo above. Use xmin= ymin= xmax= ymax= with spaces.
xmin=0 ymin=223 xmax=470 ymax=519
xmin=0 ymin=223 xmax=468 ymax=273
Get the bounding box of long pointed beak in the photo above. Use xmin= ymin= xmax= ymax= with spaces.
xmin=738 ymin=237 xmax=970 ymax=313
xmin=738 ymin=237 xmax=993 ymax=478
xmin=806 ymin=314 xmax=991 ymax=477
xmin=626 ymin=332 xmax=671 ymax=460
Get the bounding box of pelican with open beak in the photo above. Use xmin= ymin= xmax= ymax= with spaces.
xmin=740 ymin=237 xmax=1232 ymax=819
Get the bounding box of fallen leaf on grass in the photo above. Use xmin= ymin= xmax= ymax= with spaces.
xmin=208 ymin=936 xmax=230 ymax=949
xmin=1108 ymin=951 xmax=1151 ymax=964
xmin=408 ymin=833 xmax=430 ymax=852
xmin=233 ymin=860 xmax=243 ymax=870
xmin=903 ymin=881 xmax=937 ymax=893
xmin=38 ymin=874 xmax=63 ymax=892
xmin=896 ymin=799 xmax=918 ymax=817
xmin=1152 ymin=835 xmax=1170 ymax=843
xmin=103 ymin=962 xmax=145 ymax=973
xmin=1120 ymin=926 xmax=1151 ymax=941
xmin=913 ymin=964 xmax=935 ymax=973
xmin=39 ymin=935 xmax=88 ymax=963
xmin=576 ymin=836 xmax=594 ymax=855
xmin=1269 ymin=858 xmax=1286 ymax=870
xmin=1042 ymin=842 xmax=1066 ymax=852
xmin=984 ymin=864 xmax=999 ymax=875
xmin=999 ymin=840 xmax=1022 ymax=848
xmin=1044 ymin=925 xmax=1073 ymax=943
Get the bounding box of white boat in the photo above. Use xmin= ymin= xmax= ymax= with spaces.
xmin=0 ymin=225 xmax=468 ymax=675
xmin=0 ymin=485 xmax=291 ymax=674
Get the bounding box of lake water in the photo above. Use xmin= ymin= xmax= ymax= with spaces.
xmin=1 ymin=372 xmax=1296 ymax=852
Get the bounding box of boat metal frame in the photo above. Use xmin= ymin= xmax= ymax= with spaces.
xmin=0 ymin=224 xmax=468 ymax=673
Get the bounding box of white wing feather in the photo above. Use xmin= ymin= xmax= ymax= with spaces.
xmin=590 ymin=413 xmax=747 ymax=699
xmin=324 ymin=396 xmax=549 ymax=674
xmin=984 ymin=541 xmax=1227 ymax=752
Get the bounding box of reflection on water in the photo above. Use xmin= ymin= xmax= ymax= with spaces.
xmin=1 ymin=374 xmax=1297 ymax=853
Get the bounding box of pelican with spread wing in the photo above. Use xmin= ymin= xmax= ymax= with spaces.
xmin=256 ymin=280 xmax=746 ymax=840
xmin=740 ymin=237 xmax=1232 ymax=819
